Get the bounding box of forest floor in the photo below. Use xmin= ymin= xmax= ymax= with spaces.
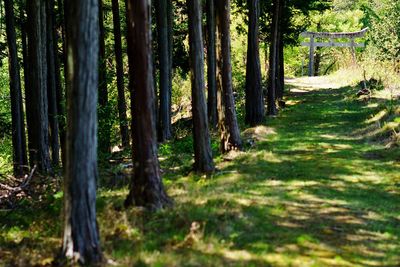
xmin=1 ymin=76 xmax=399 ymax=266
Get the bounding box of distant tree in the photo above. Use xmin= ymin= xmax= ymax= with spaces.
xmin=54 ymin=0 xmax=67 ymax=167
xmin=216 ymin=0 xmax=242 ymax=152
xmin=125 ymin=0 xmax=171 ymax=209
xmin=4 ymin=0 xmax=28 ymax=176
xmin=98 ymin=0 xmax=111 ymax=154
xmin=206 ymin=0 xmax=217 ymax=128
xmin=26 ymin=0 xmax=51 ymax=172
xmin=187 ymin=0 xmax=215 ymax=173
xmin=267 ymin=0 xmax=280 ymax=116
xmin=61 ymin=0 xmax=102 ymax=264
xmin=46 ymin=0 xmax=60 ymax=166
xmin=245 ymin=0 xmax=264 ymax=126
xmin=156 ymin=0 xmax=173 ymax=142
xmin=112 ymin=0 xmax=130 ymax=148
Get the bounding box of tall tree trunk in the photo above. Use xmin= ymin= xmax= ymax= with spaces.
xmin=206 ymin=0 xmax=217 ymax=128
xmin=61 ymin=0 xmax=102 ymax=264
xmin=54 ymin=0 xmax=67 ymax=168
xmin=155 ymin=0 xmax=172 ymax=142
xmin=98 ymin=0 xmax=111 ymax=154
xmin=245 ymin=0 xmax=264 ymax=126
xmin=46 ymin=0 xmax=60 ymax=166
xmin=125 ymin=0 xmax=171 ymax=209
xmin=19 ymin=0 xmax=29 ymax=94
xmin=187 ymin=0 xmax=215 ymax=174
xmin=276 ymin=32 xmax=284 ymax=100
xmin=167 ymin=0 xmax=173 ymax=123
xmin=112 ymin=0 xmax=130 ymax=148
xmin=26 ymin=0 xmax=51 ymax=173
xmin=4 ymin=0 xmax=28 ymax=176
xmin=216 ymin=0 xmax=242 ymax=153
xmin=267 ymin=0 xmax=279 ymax=116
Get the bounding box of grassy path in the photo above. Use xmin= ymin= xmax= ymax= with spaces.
xmin=1 ymin=77 xmax=399 ymax=266
xmin=133 ymin=77 xmax=399 ymax=267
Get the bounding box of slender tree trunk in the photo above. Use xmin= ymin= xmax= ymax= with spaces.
xmin=206 ymin=0 xmax=217 ymax=128
xmin=54 ymin=0 xmax=67 ymax=167
xmin=61 ymin=0 xmax=102 ymax=264
xmin=98 ymin=0 xmax=111 ymax=154
xmin=187 ymin=0 xmax=215 ymax=174
xmin=19 ymin=0 xmax=29 ymax=94
xmin=4 ymin=0 xmax=28 ymax=176
xmin=26 ymin=0 xmax=51 ymax=173
xmin=216 ymin=0 xmax=242 ymax=153
xmin=245 ymin=0 xmax=264 ymax=126
xmin=46 ymin=0 xmax=60 ymax=166
xmin=112 ymin=0 xmax=130 ymax=148
xmin=125 ymin=0 xmax=171 ymax=210
xmin=277 ymin=36 xmax=285 ymax=99
xmin=267 ymin=0 xmax=279 ymax=116
xmin=167 ymin=0 xmax=173 ymax=121
xmin=155 ymin=0 xmax=172 ymax=142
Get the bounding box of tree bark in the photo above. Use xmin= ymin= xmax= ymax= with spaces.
xmin=206 ymin=0 xmax=217 ymax=128
xmin=216 ymin=0 xmax=242 ymax=153
xmin=53 ymin=0 xmax=67 ymax=168
xmin=61 ymin=0 xmax=102 ymax=264
xmin=98 ymin=0 xmax=111 ymax=154
xmin=267 ymin=0 xmax=279 ymax=116
xmin=167 ymin=0 xmax=173 ymax=122
xmin=46 ymin=0 xmax=60 ymax=166
xmin=26 ymin=0 xmax=51 ymax=173
xmin=4 ymin=0 xmax=28 ymax=176
xmin=245 ymin=0 xmax=264 ymax=126
xmin=112 ymin=0 xmax=130 ymax=148
xmin=156 ymin=0 xmax=172 ymax=142
xmin=125 ymin=0 xmax=171 ymax=210
xmin=187 ymin=0 xmax=215 ymax=174
xmin=276 ymin=32 xmax=284 ymax=99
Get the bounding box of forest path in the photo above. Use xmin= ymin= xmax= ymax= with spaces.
xmin=113 ymin=76 xmax=400 ymax=266
xmin=191 ymin=76 xmax=400 ymax=266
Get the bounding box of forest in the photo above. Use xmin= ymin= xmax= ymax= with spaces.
xmin=0 ymin=0 xmax=399 ymax=266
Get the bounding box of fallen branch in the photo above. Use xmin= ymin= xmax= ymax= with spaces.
xmin=0 ymin=165 xmax=37 ymax=194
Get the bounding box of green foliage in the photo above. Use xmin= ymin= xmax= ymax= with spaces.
xmin=363 ymin=1 xmax=400 ymax=68
xmin=0 ymin=59 xmax=13 ymax=175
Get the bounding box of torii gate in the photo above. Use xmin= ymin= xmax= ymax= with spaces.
xmin=301 ymin=28 xmax=368 ymax=76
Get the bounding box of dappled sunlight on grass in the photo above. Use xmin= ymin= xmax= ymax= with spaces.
xmin=1 ymin=77 xmax=399 ymax=266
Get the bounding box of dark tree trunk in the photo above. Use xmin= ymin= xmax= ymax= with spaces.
xmin=46 ymin=0 xmax=60 ymax=166
xmin=61 ymin=0 xmax=102 ymax=264
xmin=216 ymin=0 xmax=242 ymax=153
xmin=206 ymin=0 xmax=217 ymax=128
xmin=54 ymin=0 xmax=67 ymax=168
xmin=19 ymin=0 xmax=29 ymax=96
xmin=26 ymin=0 xmax=51 ymax=173
xmin=167 ymin=0 xmax=173 ymax=119
xmin=267 ymin=0 xmax=280 ymax=116
xmin=4 ymin=0 xmax=28 ymax=176
xmin=98 ymin=0 xmax=111 ymax=154
xmin=112 ymin=0 xmax=130 ymax=148
xmin=156 ymin=0 xmax=172 ymax=142
xmin=245 ymin=0 xmax=264 ymax=126
xmin=276 ymin=32 xmax=284 ymax=99
xmin=187 ymin=0 xmax=215 ymax=174
xmin=125 ymin=0 xmax=171 ymax=210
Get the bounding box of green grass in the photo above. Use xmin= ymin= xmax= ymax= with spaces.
xmin=1 ymin=77 xmax=399 ymax=266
